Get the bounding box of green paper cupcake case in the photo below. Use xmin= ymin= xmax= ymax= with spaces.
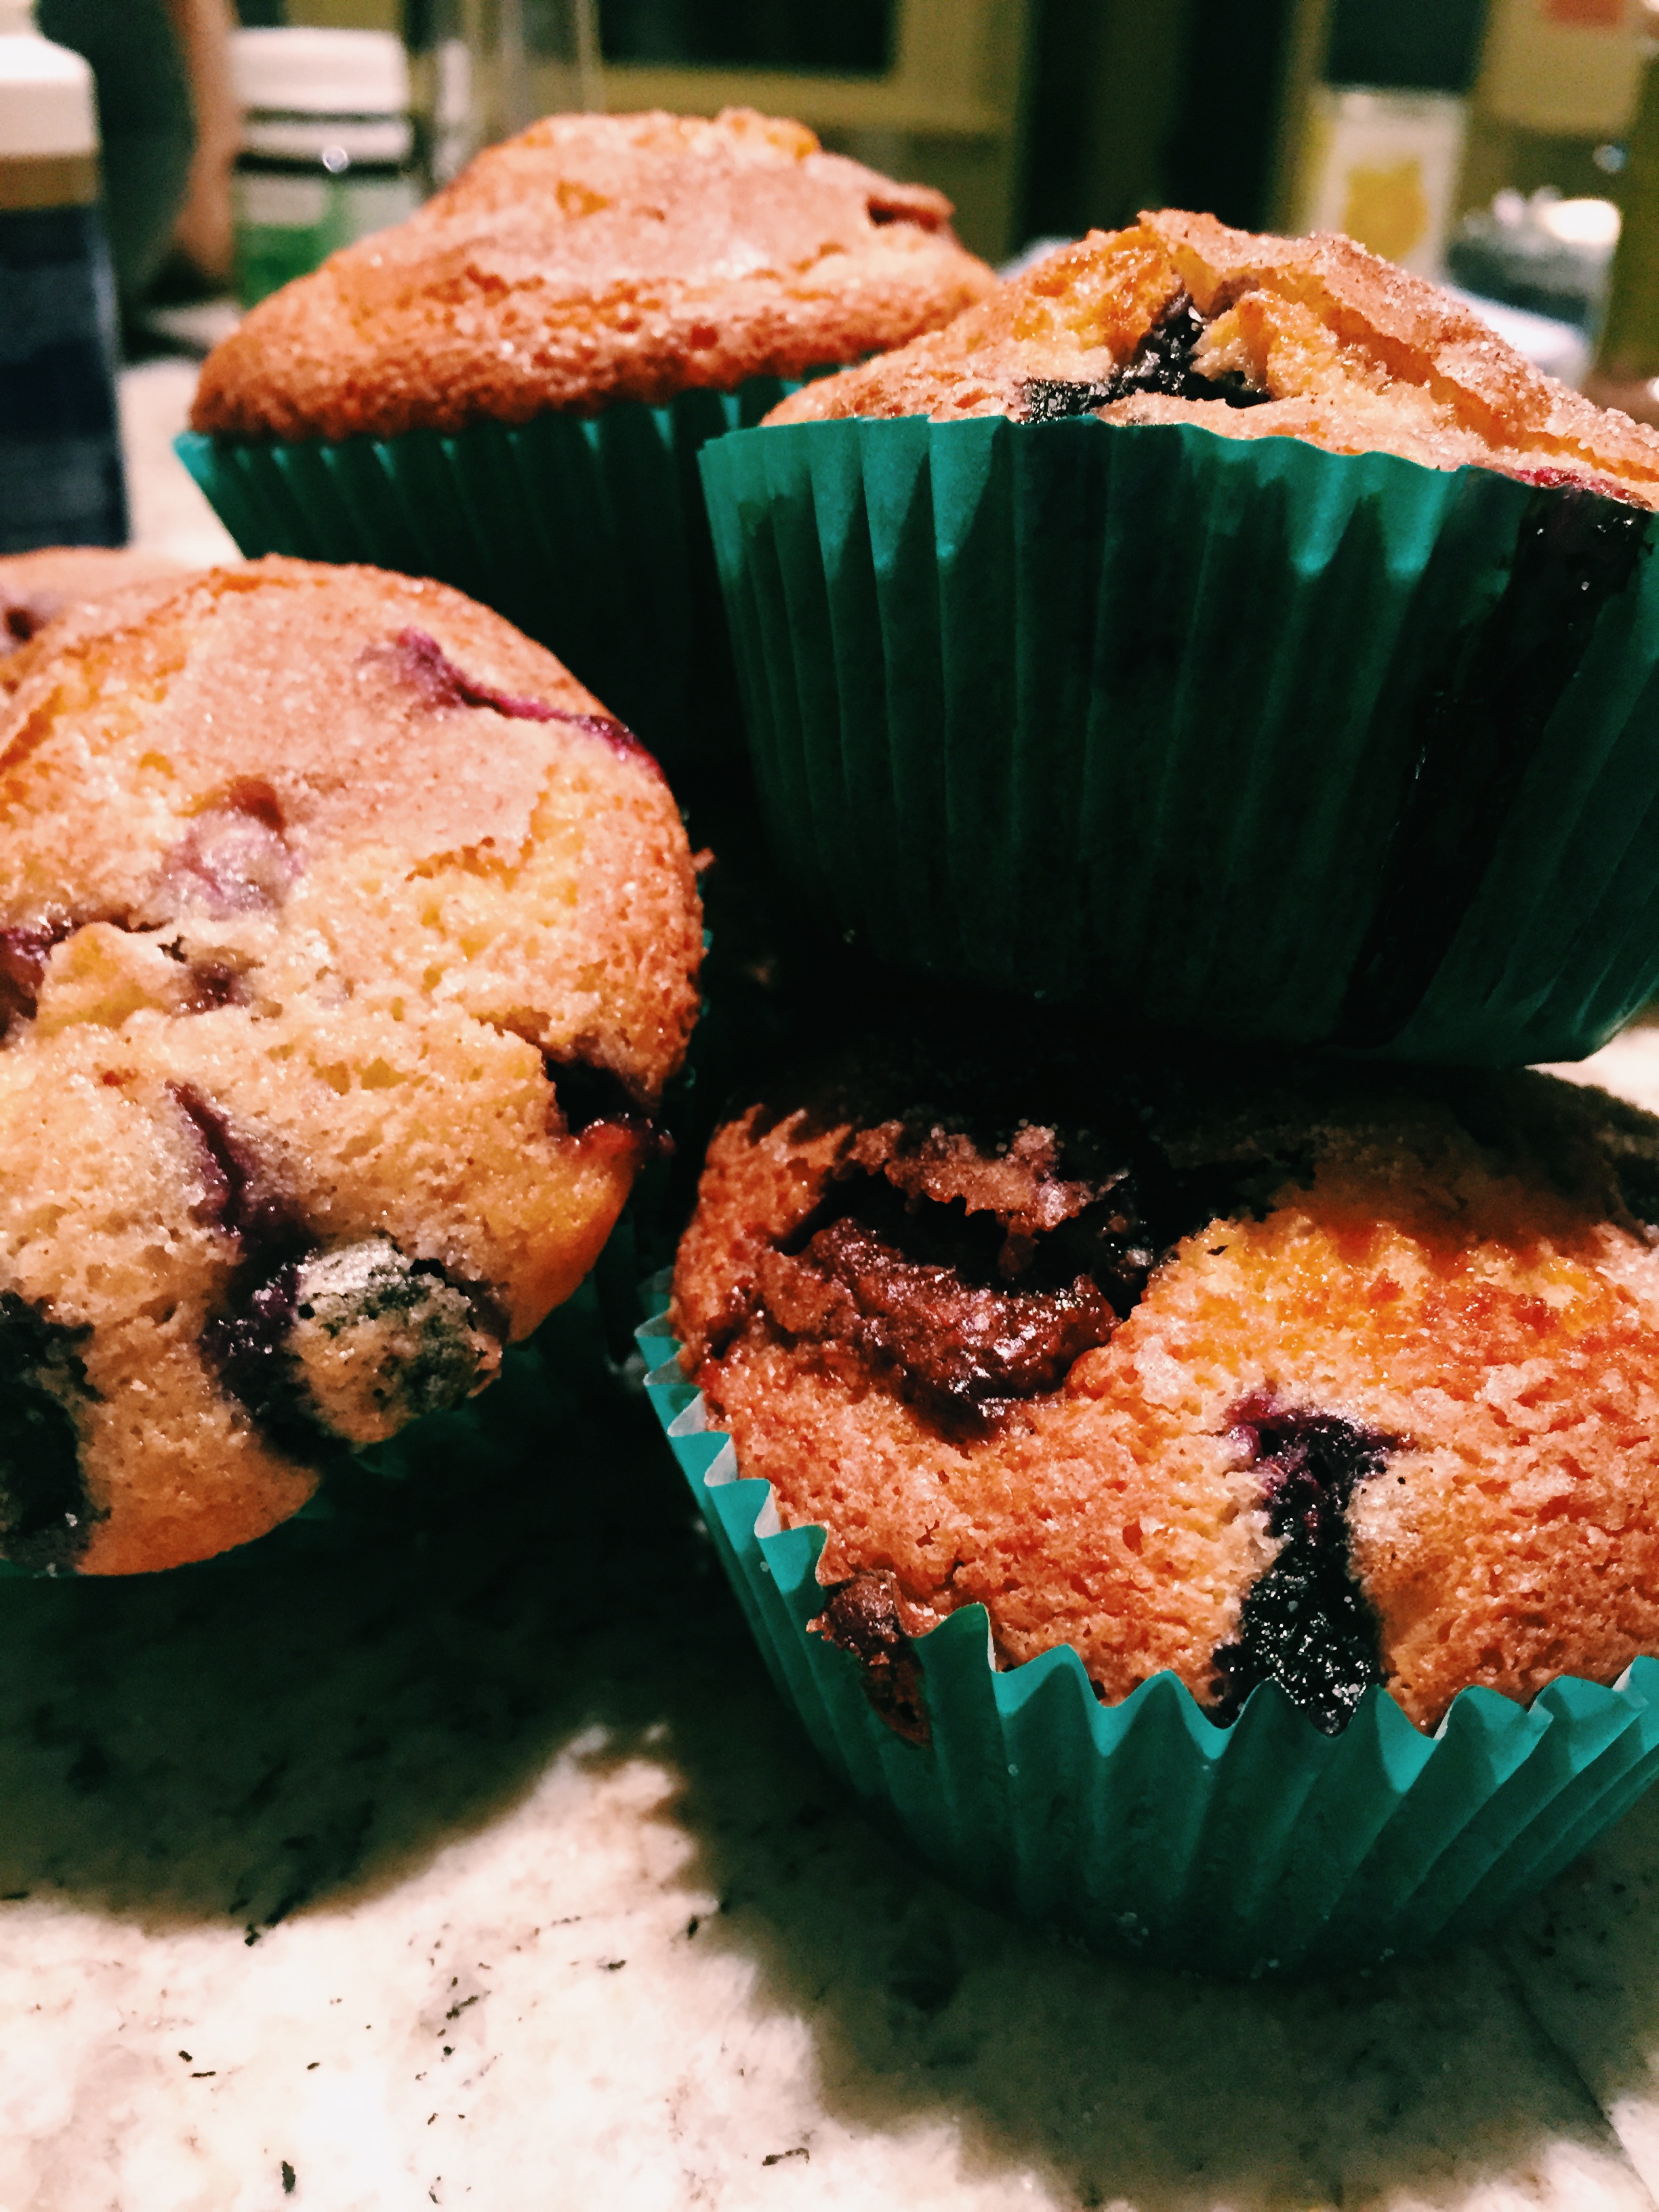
xmin=638 ymin=1288 xmax=1659 ymax=1979
xmin=175 ymin=377 xmax=806 ymax=785
xmin=698 ymin=413 xmax=1659 ymax=1065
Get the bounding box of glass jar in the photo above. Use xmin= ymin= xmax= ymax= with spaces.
xmin=232 ymin=27 xmax=419 ymax=311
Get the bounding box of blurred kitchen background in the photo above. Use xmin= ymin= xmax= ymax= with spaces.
xmin=9 ymin=0 xmax=1659 ymax=555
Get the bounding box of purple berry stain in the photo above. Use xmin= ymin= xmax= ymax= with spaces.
xmin=382 ymin=630 xmax=661 ymax=777
xmin=163 ymin=781 xmax=296 ymax=918
xmin=1212 ymin=1398 xmax=1397 ymax=1734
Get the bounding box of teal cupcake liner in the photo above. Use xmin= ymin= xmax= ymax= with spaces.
xmin=698 ymin=413 xmax=1659 ymax=1065
xmin=638 ymin=1288 xmax=1659 ymax=1979
xmin=175 ymin=377 xmax=804 ymax=783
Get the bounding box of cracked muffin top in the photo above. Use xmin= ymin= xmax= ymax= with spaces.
xmin=0 ymin=556 xmax=701 ymax=1574
xmin=190 ymin=107 xmax=996 ymax=445
xmin=674 ymin=1030 xmax=1659 ymax=1735
xmin=767 ymin=208 xmax=1659 ymax=506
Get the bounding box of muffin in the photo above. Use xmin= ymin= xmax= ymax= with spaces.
xmin=179 ymin=108 xmax=996 ymax=777
xmin=766 ymin=209 xmax=1659 ymax=501
xmin=0 ymin=547 xmax=191 ymax=660
xmin=192 ymin=107 xmax=994 ymax=444
xmin=697 ymin=211 xmax=1659 ymax=1064
xmin=672 ymin=1031 xmax=1659 ymax=1734
xmin=0 ymin=555 xmax=701 ymax=1574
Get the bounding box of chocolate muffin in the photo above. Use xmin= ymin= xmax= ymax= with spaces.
xmin=190 ymin=107 xmax=996 ymax=443
xmin=673 ymin=1034 xmax=1659 ymax=1734
xmin=768 ymin=209 xmax=1659 ymax=504
xmin=0 ymin=556 xmax=701 ymax=1574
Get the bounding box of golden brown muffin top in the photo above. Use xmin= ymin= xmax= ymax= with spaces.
xmin=191 ymin=108 xmax=997 ymax=444
xmin=769 ymin=208 xmax=1659 ymax=506
xmin=674 ymin=1033 xmax=1659 ymax=1732
xmin=0 ymin=547 xmax=193 ymax=659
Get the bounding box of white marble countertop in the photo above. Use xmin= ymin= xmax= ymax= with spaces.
xmin=22 ymin=371 xmax=1659 ymax=2212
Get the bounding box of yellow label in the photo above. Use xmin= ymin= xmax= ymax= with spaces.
xmin=0 ymin=153 xmax=97 ymax=211
xmin=1340 ymin=159 xmax=1430 ymax=265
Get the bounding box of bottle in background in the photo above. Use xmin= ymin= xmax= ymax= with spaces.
xmin=232 ymin=27 xmax=419 ymax=311
xmin=1585 ymin=1 xmax=1659 ymax=421
xmin=1277 ymin=0 xmax=1486 ymax=276
xmin=0 ymin=0 xmax=127 ymax=554
xmin=405 ymin=0 xmax=477 ymax=192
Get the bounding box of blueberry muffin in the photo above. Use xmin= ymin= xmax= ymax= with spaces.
xmin=769 ymin=209 xmax=1659 ymax=504
xmin=190 ymin=108 xmax=996 ymax=443
xmin=0 ymin=547 xmax=190 ymax=661
xmin=0 ymin=556 xmax=701 ymax=1574
xmin=673 ymin=1033 xmax=1659 ymax=1734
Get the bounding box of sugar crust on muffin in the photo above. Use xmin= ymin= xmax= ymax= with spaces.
xmin=190 ymin=108 xmax=997 ymax=445
xmin=768 ymin=208 xmax=1659 ymax=506
xmin=673 ymin=1041 xmax=1659 ymax=1733
xmin=0 ymin=556 xmax=702 ymax=1574
xmin=0 ymin=547 xmax=194 ymax=661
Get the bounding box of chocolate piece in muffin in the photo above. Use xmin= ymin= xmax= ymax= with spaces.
xmin=674 ymin=1036 xmax=1659 ymax=1733
xmin=768 ymin=209 xmax=1659 ymax=506
xmin=190 ymin=108 xmax=996 ymax=444
xmin=0 ymin=556 xmax=702 ymax=1573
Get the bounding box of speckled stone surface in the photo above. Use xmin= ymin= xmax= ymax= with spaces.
xmin=0 ymin=1034 xmax=1658 ymax=2211
xmin=18 ymin=377 xmax=1656 ymax=2212
xmin=1 ymin=1285 xmax=1658 ymax=2212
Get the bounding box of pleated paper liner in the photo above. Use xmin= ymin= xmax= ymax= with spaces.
xmin=699 ymin=412 xmax=1659 ymax=1067
xmin=637 ymin=1291 xmax=1659 ymax=1980
xmin=174 ymin=376 xmax=804 ymax=791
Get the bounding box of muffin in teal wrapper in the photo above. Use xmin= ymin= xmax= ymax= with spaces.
xmin=699 ymin=410 xmax=1659 ymax=1066
xmin=637 ymin=1294 xmax=1659 ymax=1979
xmin=180 ymin=108 xmax=996 ymax=785
xmin=176 ymin=380 xmax=799 ymax=779
xmin=705 ymin=209 xmax=1659 ymax=1065
xmin=642 ymin=1022 xmax=1659 ymax=1978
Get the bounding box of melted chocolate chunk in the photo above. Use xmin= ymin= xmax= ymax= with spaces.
xmin=383 ymin=630 xmax=660 ymax=776
xmin=2 ymin=596 xmax=54 ymax=646
xmin=1018 ymin=292 xmax=1271 ymax=426
xmin=1212 ymin=1401 xmax=1395 ymax=1734
xmin=0 ymin=1291 xmax=100 ymax=1572
xmin=753 ymin=1086 xmax=1299 ymax=1429
xmin=205 ymin=1255 xmax=327 ymax=1462
xmin=1021 ymin=378 xmax=1118 ymax=425
xmin=170 ymin=1085 xmax=304 ymax=1257
xmin=543 ymin=1054 xmax=659 ymax=1145
xmin=176 ymin=1089 xmax=337 ymax=1457
xmin=1110 ymin=291 xmax=1271 ymax=409
xmin=0 ymin=920 xmax=68 ymax=1033
xmin=1339 ymin=484 xmax=1650 ymax=1046
xmin=783 ymin=1207 xmax=1118 ymax=1426
xmin=811 ymin=1573 xmax=930 ymax=1744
